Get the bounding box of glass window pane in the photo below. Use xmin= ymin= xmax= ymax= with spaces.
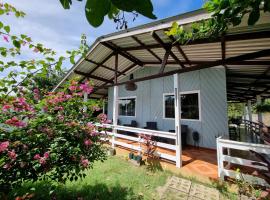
xmin=181 ymin=93 xmax=199 ymax=120
xmin=164 ymin=95 xmax=175 ymax=118
xmin=118 ymin=98 xmax=136 ymax=116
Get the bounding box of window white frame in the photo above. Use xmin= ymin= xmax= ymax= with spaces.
xmin=162 ymin=90 xmax=201 ymax=121
xmin=118 ymin=96 xmax=137 ymax=117
xmin=163 ymin=93 xmax=175 ymax=120
xmin=180 ymin=90 xmax=201 ymax=121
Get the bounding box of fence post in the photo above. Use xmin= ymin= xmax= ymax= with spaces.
xmin=112 ymin=86 xmax=119 ymax=148
xmin=216 ymin=137 xmax=224 ymax=180
xmin=174 ymin=73 xmax=182 ymax=168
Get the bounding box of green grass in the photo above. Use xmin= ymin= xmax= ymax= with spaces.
xmin=9 ymin=156 xmax=173 ymax=200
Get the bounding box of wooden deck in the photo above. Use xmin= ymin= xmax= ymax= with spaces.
xmin=114 ymin=138 xmax=218 ymax=180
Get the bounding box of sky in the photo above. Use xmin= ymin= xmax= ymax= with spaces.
xmin=2 ymin=0 xmax=204 ymax=70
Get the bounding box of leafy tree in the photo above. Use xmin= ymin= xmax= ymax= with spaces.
xmin=166 ymin=0 xmax=270 ymax=43
xmin=58 ymin=0 xmax=156 ymax=28
xmin=228 ymin=102 xmax=245 ymax=119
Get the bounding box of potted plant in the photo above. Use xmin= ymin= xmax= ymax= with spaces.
xmin=107 ymin=147 xmax=116 ymax=156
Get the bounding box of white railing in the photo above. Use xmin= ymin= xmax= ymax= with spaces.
xmin=217 ymin=137 xmax=270 ymax=186
xmin=97 ymin=123 xmax=177 ymax=162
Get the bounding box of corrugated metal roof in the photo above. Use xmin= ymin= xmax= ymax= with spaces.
xmin=53 ymin=9 xmax=270 ymax=101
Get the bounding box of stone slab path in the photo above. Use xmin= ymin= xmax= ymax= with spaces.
xmin=159 ymin=176 xmax=220 ymax=200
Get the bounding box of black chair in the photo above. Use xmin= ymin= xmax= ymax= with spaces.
xmin=169 ymin=125 xmax=188 ymax=148
xmin=229 ymin=126 xmax=238 ymax=140
xmin=124 ymin=120 xmax=137 ymax=127
xmin=192 ymin=131 xmax=200 ymax=148
xmin=144 ymin=122 xmax=158 ymax=130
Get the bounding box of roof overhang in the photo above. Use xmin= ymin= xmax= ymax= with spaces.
xmin=53 ymin=9 xmax=270 ymax=102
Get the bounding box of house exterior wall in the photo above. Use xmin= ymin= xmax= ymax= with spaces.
xmin=107 ymin=66 xmax=228 ymax=149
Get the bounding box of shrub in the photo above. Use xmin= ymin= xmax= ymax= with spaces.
xmin=0 ymin=80 xmax=107 ymax=197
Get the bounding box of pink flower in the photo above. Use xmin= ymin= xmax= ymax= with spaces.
xmin=86 ymin=122 xmax=94 ymax=128
xmin=57 ymin=115 xmax=64 ymax=121
xmin=2 ymin=104 xmax=11 ymax=112
xmin=3 ymin=163 xmax=11 ymax=170
xmin=0 ymin=141 xmax=9 ymax=153
xmin=8 ymin=150 xmax=17 ymax=160
xmin=33 ymin=47 xmax=39 ymax=53
xmin=69 ymin=85 xmax=77 ymax=91
xmin=81 ymin=159 xmax=89 ymax=168
xmin=44 ymin=152 xmax=50 ymax=159
xmin=39 ymin=157 xmax=46 ymax=165
xmin=97 ymin=113 xmax=108 ymax=124
xmin=3 ymin=35 xmax=9 ymax=42
xmin=84 ymin=139 xmax=92 ymax=147
xmin=79 ymin=81 xmax=93 ymax=94
xmin=34 ymin=154 xmax=41 ymax=160
xmin=92 ymin=106 xmax=101 ymax=112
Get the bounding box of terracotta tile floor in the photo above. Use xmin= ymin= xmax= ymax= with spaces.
xmin=113 ymin=138 xmax=218 ymax=181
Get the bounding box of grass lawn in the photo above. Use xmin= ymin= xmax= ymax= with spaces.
xmin=10 ymin=156 xmax=173 ymax=200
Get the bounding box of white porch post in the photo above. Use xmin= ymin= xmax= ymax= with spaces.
xmin=83 ymin=92 xmax=88 ymax=112
xmin=112 ymin=86 xmax=118 ymax=148
xmin=256 ymin=95 xmax=263 ymax=123
xmin=174 ymin=73 xmax=182 ymax=168
xmin=247 ymin=100 xmax=252 ymax=122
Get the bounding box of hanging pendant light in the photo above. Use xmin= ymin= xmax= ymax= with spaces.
xmin=125 ymin=74 xmax=137 ymax=91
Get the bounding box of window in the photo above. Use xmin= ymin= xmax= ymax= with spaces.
xmin=118 ymin=97 xmax=136 ymax=117
xmin=163 ymin=94 xmax=175 ymax=119
xmin=163 ymin=91 xmax=201 ymax=120
xmin=181 ymin=91 xmax=200 ymax=120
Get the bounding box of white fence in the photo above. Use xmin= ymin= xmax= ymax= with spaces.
xmin=97 ymin=123 xmax=178 ymax=163
xmin=217 ymin=137 xmax=270 ymax=186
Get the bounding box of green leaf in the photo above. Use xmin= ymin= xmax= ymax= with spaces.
xmin=59 ymin=0 xmax=72 ymax=9
xmin=4 ymin=25 xmax=10 ymax=33
xmin=13 ymin=40 xmax=21 ymax=49
xmin=248 ymin=8 xmax=260 ymax=26
xmin=111 ymin=0 xmax=156 ymax=19
xmin=0 ymin=21 xmax=3 ymax=29
xmin=70 ymin=55 xmax=75 ymax=64
xmin=85 ymin=0 xmax=111 ymax=27
xmin=108 ymin=3 xmax=119 ymax=19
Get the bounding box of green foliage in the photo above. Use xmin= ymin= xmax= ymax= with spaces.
xmin=255 ymin=99 xmax=270 ymax=113
xmin=166 ymin=0 xmax=269 ymax=44
xmin=59 ymin=0 xmax=156 ymax=27
xmin=228 ymin=102 xmax=245 ymax=119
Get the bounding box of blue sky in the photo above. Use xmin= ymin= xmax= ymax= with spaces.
xmin=3 ymin=0 xmax=204 ymax=69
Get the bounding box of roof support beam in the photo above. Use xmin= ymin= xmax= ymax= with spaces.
xmin=159 ymin=48 xmax=171 ymax=73
xmin=85 ymin=58 xmax=126 ymax=76
xmin=101 ymin=41 xmax=144 ymax=66
xmin=97 ymin=49 xmax=270 ymax=88
xmin=131 ymin=36 xmax=162 ymax=62
xmin=115 ymin=53 xmax=118 ymax=84
xmin=75 ymin=70 xmax=114 ymax=84
xmin=123 ymin=30 xmax=270 ymax=51
xmin=88 ymin=52 xmax=114 ymax=75
xmin=143 ymin=60 xmax=270 ymax=65
xmin=228 ymin=74 xmax=270 ymax=79
xmin=168 ymin=35 xmax=191 ymax=66
xmin=151 ymin=31 xmax=186 ymax=68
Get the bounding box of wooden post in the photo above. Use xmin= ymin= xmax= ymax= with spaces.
xmin=247 ymin=100 xmax=252 ymax=122
xmin=112 ymin=86 xmax=118 ymax=148
xmin=174 ymin=73 xmax=182 ymax=168
xmin=112 ymin=53 xmax=119 ymax=148
xmin=256 ymin=95 xmax=263 ymax=123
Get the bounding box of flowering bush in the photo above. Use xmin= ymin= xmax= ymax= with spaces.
xmin=0 ymin=80 xmax=108 ymax=196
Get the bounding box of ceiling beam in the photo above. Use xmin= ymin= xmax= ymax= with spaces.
xmin=75 ymin=70 xmax=114 ymax=84
xmin=151 ymin=31 xmax=186 ymax=68
xmin=159 ymin=48 xmax=170 ymax=73
xmin=98 ymin=49 xmax=270 ymax=88
xmin=131 ymin=36 xmax=162 ymax=62
xmin=168 ymin=35 xmax=191 ymax=66
xmin=228 ymin=74 xmax=270 ymax=80
xmin=101 ymin=41 xmax=144 ymax=66
xmin=88 ymin=52 xmax=114 ymax=75
xmin=122 ymin=30 xmax=270 ymax=51
xmin=85 ymin=58 xmax=126 ymax=76
xmin=143 ymin=60 xmax=270 ymax=65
